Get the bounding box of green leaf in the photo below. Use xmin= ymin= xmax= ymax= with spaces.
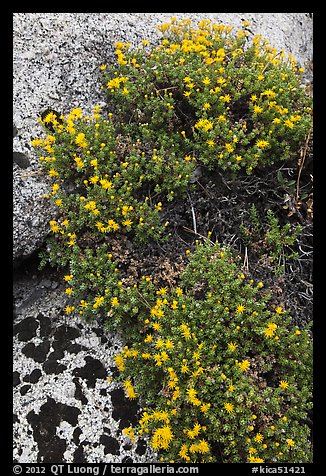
xmin=277 ymin=170 xmax=284 ymax=184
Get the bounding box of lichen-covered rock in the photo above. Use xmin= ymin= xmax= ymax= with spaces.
xmin=13 ymin=13 xmax=313 ymax=263
xmin=13 ymin=272 xmax=156 ymax=463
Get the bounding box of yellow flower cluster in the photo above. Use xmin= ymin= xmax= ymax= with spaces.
xmin=106 ymin=75 xmax=129 ymax=91
xmin=123 ymin=379 xmax=137 ymax=400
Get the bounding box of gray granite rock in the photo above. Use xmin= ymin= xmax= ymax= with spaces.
xmin=13 ymin=13 xmax=313 ymax=263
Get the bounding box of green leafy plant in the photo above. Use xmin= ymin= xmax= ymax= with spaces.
xmin=239 ymin=206 xmax=302 ymax=275
xmin=33 ymin=105 xmax=195 ymax=267
xmin=30 ymin=16 xmax=313 ymax=465
xmin=239 ymin=203 xmax=262 ymax=246
xmin=116 ymin=240 xmax=312 ymax=463
xmin=265 ymin=209 xmax=302 ymax=275
xmin=100 ymin=17 xmax=312 ymax=175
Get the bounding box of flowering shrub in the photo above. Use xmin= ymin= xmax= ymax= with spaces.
xmin=116 ymin=241 xmax=312 ymax=463
xmin=32 ymin=104 xmax=195 ymax=259
xmin=31 ymin=17 xmax=313 ymax=464
xmin=100 ymin=18 xmax=312 ymax=174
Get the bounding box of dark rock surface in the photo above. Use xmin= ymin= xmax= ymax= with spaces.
xmin=13 ymin=151 xmax=30 ymax=169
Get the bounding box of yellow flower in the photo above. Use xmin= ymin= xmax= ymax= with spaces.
xmin=200 ymin=403 xmax=211 ymax=413
xmin=181 ymin=364 xmax=189 ymax=373
xmin=49 ymin=220 xmax=60 ymax=233
xmin=150 ymin=307 xmax=164 ymax=319
xmin=286 ymin=439 xmax=295 ymax=448
xmin=185 ymin=423 xmax=201 ymax=440
xmin=93 ymin=296 xmax=104 ymax=308
xmin=65 ymin=305 xmax=75 ymax=314
xmin=238 ymin=359 xmax=250 ymax=372
xmin=111 ymin=297 xmax=119 ymax=307
xmin=256 ymin=139 xmax=269 ymax=149
xmin=262 ymin=89 xmax=276 ymax=98
xmin=220 ymin=94 xmax=231 ymax=103
xmin=180 ymin=323 xmax=191 ymax=339
xmin=186 ymin=387 xmax=201 ymax=406
xmin=48 ymin=168 xmax=59 ymax=177
xmin=189 ymin=439 xmax=210 ymax=454
xmin=75 ymin=132 xmax=88 ymax=148
xmin=165 ymin=339 xmax=174 ymax=350
xmin=155 ymin=339 xmax=165 ymax=349
xmin=249 ymin=456 xmax=264 ymax=463
xmin=123 ymin=379 xmax=137 ymax=400
xmin=253 ymin=105 xmax=263 ymax=114
xmin=284 ymin=119 xmax=294 ymax=128
xmin=255 ymin=433 xmax=264 ymax=443
xmin=144 ymin=334 xmax=153 ymax=343
xmin=224 ymin=402 xmax=234 ymax=413
xmin=31 ymin=138 xmax=44 ymax=147
xmin=100 ymin=179 xmax=112 ymax=190
xmin=265 ymin=322 xmax=277 ymax=338
xmin=228 ymin=342 xmax=237 ymax=351
xmin=178 ymin=444 xmax=190 ymax=461
xmin=74 ymin=157 xmax=84 ymax=168
xmin=122 ymin=427 xmax=135 ymax=443
xmin=279 ymin=380 xmax=289 ymax=390
xmin=122 ymin=219 xmax=133 ymax=227
xmin=156 ymin=287 xmax=168 ymax=296
xmin=236 ymin=304 xmax=246 ymax=314
xmin=151 ymin=426 xmax=174 ymax=450
xmin=194 ymin=118 xmax=213 ymax=132
xmin=225 ymin=143 xmax=234 ymax=153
